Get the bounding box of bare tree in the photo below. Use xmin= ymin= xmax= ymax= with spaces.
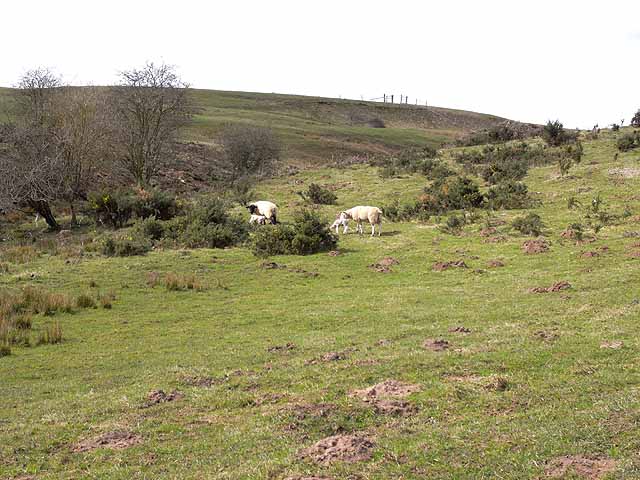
xmin=52 ymin=87 xmax=115 ymax=224
xmin=112 ymin=62 xmax=193 ymax=187
xmin=0 ymin=68 xmax=64 ymax=230
xmin=214 ymin=124 xmax=281 ymax=184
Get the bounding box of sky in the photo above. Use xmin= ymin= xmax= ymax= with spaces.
xmin=2 ymin=0 xmax=639 ymax=128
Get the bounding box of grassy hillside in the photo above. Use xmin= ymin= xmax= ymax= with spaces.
xmin=0 ymin=86 xmax=511 ymax=164
xmin=2 ymin=128 xmax=640 ymax=478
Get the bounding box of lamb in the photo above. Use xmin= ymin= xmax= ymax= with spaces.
xmin=249 ymin=214 xmax=267 ymax=225
xmin=330 ymin=216 xmax=349 ymax=234
xmin=339 ymin=206 xmax=383 ymax=237
xmin=247 ymin=201 xmax=278 ymax=224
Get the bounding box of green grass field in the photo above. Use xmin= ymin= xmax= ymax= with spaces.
xmin=2 ymin=128 xmax=640 ymax=479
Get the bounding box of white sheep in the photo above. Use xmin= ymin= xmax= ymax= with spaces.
xmin=330 ymin=216 xmax=349 ymax=234
xmin=247 ymin=201 xmax=278 ymax=224
xmin=339 ymin=206 xmax=383 ymax=237
xmin=249 ymin=214 xmax=267 ymax=225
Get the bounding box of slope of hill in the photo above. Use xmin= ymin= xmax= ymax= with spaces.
xmin=0 ymin=86 xmax=515 ymax=164
xmin=2 ymin=128 xmax=640 ymax=479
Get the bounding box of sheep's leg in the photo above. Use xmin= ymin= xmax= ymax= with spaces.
xmin=371 ymin=223 xmax=375 ymax=236
xmin=378 ymin=221 xmax=382 ymax=236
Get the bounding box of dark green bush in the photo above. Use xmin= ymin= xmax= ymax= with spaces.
xmin=102 ymin=237 xmax=151 ymax=257
xmin=512 ymin=213 xmax=544 ymax=236
xmin=617 ymin=133 xmax=637 ymax=152
xmin=251 ymin=210 xmax=337 ymax=257
xmin=542 ymin=120 xmax=578 ymax=146
xmin=88 ymin=191 xmax=134 ymax=229
xmin=481 ymin=157 xmax=528 ymax=185
xmin=302 ymin=183 xmax=337 ymax=205
xmin=374 ymin=147 xmax=440 ymax=178
xmin=133 ymin=189 xmax=179 ymax=220
xmin=423 ymin=176 xmax=484 ymax=213
xmin=631 ymin=110 xmax=640 ymax=128
xmin=485 ymin=181 xmax=530 ymax=210
xmin=132 ymin=216 xmax=165 ymax=241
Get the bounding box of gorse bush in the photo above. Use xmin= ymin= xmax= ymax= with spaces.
xmin=89 ymin=191 xmax=135 ymax=229
xmin=133 ymin=189 xmax=179 ymax=220
xmin=132 ymin=216 xmax=165 ymax=241
xmin=301 ymin=183 xmax=337 ymax=205
xmin=102 ymin=237 xmax=151 ymax=257
xmin=422 ymin=176 xmax=484 ymax=213
xmin=512 ymin=213 xmax=544 ymax=236
xmin=481 ymin=157 xmax=529 ymax=185
xmin=485 ymin=181 xmax=530 ymax=210
xmin=617 ymin=133 xmax=638 ymax=152
xmin=631 ymin=110 xmax=640 ymax=128
xmin=374 ymin=147 xmax=441 ymax=178
xmin=542 ymin=120 xmax=578 ymax=146
xmin=251 ymin=209 xmax=337 ymax=257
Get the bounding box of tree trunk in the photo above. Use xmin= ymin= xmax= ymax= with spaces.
xmin=70 ymin=202 xmax=77 ymax=227
xmin=28 ymin=200 xmax=60 ymax=231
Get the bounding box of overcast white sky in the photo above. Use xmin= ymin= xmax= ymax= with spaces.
xmin=2 ymin=0 xmax=639 ymax=128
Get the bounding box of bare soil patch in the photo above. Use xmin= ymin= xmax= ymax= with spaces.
xmin=72 ymin=430 xmax=142 ymax=453
xmin=305 ymin=350 xmax=350 ymax=365
xmin=535 ymin=330 xmax=559 ymax=342
xmin=449 ymin=326 xmax=471 ymax=333
xmin=487 ymin=259 xmax=505 ymax=268
xmin=369 ymin=257 xmax=399 ymax=273
xmin=351 ymin=379 xmax=421 ymax=400
xmin=545 ymin=455 xmax=617 ymax=479
xmin=285 ymin=476 xmax=333 ymax=480
xmin=327 ymin=250 xmax=340 ymax=257
xmin=432 ymin=260 xmax=468 ymax=272
xmin=528 ymin=281 xmax=571 ymax=294
xmin=600 ymin=341 xmax=623 ymax=349
xmin=268 ymin=342 xmax=296 ymax=353
xmin=261 ymin=262 xmax=319 ymax=277
xmin=142 ymin=389 xmax=184 ymax=408
xmin=479 ymin=227 xmax=497 ymax=237
xmin=181 ymin=375 xmax=216 ymax=388
xmin=581 ymin=251 xmax=599 ymax=258
xmin=423 ymin=339 xmax=451 ymax=351
xmin=484 ymin=235 xmax=506 ymax=243
xmin=522 ymin=239 xmax=549 ymax=254
xmin=299 ymin=434 xmax=375 ymax=464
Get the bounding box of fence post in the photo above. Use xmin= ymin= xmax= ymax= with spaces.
xmin=391 ymin=95 xmax=394 ymax=104
xmin=383 ymin=93 xmax=386 ymax=103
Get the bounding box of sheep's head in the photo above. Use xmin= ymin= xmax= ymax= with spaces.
xmin=338 ymin=211 xmax=350 ymax=221
xmin=247 ymin=204 xmax=258 ymax=214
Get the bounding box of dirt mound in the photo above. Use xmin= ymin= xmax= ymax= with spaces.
xmin=262 ymin=262 xmax=319 ymax=277
xmin=479 ymin=227 xmax=497 ymax=237
xmin=423 ymin=339 xmax=450 ymax=351
xmin=72 ymin=430 xmax=142 ymax=453
xmin=285 ymin=476 xmax=333 ymax=480
xmin=487 ymin=259 xmax=505 ymax=268
xmin=449 ymin=326 xmax=471 ymax=333
xmin=268 ymin=342 xmax=296 ymax=353
xmin=371 ymin=399 xmax=416 ymax=416
xmin=535 ymin=330 xmax=559 ymax=342
xmin=581 ymin=251 xmax=599 ymax=258
xmin=484 ymin=235 xmax=506 ymax=243
xmin=369 ymin=257 xmax=399 ymax=273
xmin=352 ymin=379 xmax=421 ymax=400
xmin=600 ymin=341 xmax=623 ymax=349
xmin=299 ymin=434 xmax=375 ymax=464
xmin=306 ymin=350 xmax=349 ymax=365
xmin=327 ymin=250 xmax=340 ymax=257
xmin=181 ymin=375 xmax=215 ymax=388
xmin=432 ymin=260 xmax=468 ymax=272
xmin=628 ymin=250 xmax=640 ymax=259
xmin=522 ymin=239 xmax=549 ymax=254
xmin=142 ymin=389 xmax=184 ymax=408
xmin=528 ymin=281 xmax=571 ymax=294
xmin=560 ymin=228 xmax=580 ymax=239
xmin=545 ymin=455 xmax=616 ymax=479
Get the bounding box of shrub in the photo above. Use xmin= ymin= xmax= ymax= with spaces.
xmin=423 ymin=176 xmax=484 ymax=213
xmin=374 ymin=147 xmax=441 ymax=178
xmin=558 ymin=156 xmax=574 ymax=176
xmin=88 ymin=190 xmax=135 ymax=229
xmin=217 ymin=125 xmax=281 ymax=182
xmin=542 ymin=120 xmax=577 ymax=146
xmin=611 ymin=124 xmax=620 ymax=132
xmin=302 ymin=183 xmax=337 ymax=205
xmin=631 ymin=110 xmax=640 ymax=128
xmin=133 ymin=189 xmax=179 ymax=220
xmin=481 ymin=157 xmax=528 ymax=185
xmin=132 ymin=216 xmax=165 ymax=241
xmin=381 ymin=199 xmax=430 ymax=222
xmin=617 ymin=133 xmax=637 ymax=152
xmin=251 ymin=210 xmax=337 ymax=257
xmin=251 ymin=224 xmax=296 ymax=257
xmin=485 ymin=181 xmax=530 ymax=210
xmin=512 ymin=213 xmax=544 ymax=236
xmin=181 ymin=221 xmax=237 ymax=249
xmin=102 ymin=237 xmax=151 ymax=257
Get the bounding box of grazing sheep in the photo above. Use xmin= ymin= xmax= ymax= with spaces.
xmin=247 ymin=201 xmax=278 ymax=224
xmin=330 ymin=216 xmax=349 ymax=234
xmin=249 ymin=214 xmax=267 ymax=225
xmin=339 ymin=206 xmax=383 ymax=237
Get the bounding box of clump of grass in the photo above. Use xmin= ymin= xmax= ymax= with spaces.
xmin=37 ymin=321 xmax=63 ymax=345
xmin=146 ymin=271 xmax=161 ymax=288
xmin=164 ymin=273 xmax=204 ymax=291
xmin=0 ymin=262 xmax=10 ymax=274
xmin=0 ymin=342 xmax=10 ymax=357
xmin=98 ymin=291 xmax=117 ymax=309
xmin=89 ymin=280 xmax=98 ymax=288
xmin=76 ymin=293 xmax=97 ymax=309
xmin=1 ymin=246 xmax=40 ymax=264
